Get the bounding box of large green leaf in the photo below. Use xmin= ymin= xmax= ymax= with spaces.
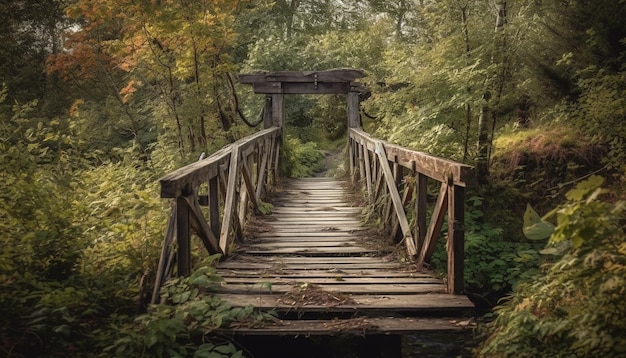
xmin=523 ymin=204 xmax=555 ymax=241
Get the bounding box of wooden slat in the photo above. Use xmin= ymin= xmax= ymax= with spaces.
xmin=218 ymin=270 xmax=434 ymax=278
xmin=220 ymin=283 xmax=445 ymax=295
xmin=210 ymin=177 xmax=474 ymax=336
xmin=418 ymin=182 xmax=449 ymax=266
xmin=222 ymin=277 xmax=443 ymax=285
xmin=218 ymin=293 xmax=474 ymax=314
xmin=219 ymin=144 xmax=240 ymax=254
xmin=183 ymin=196 xmax=220 ymax=254
xmin=375 ymin=141 xmax=417 ymax=257
xmin=218 ymin=317 xmax=472 ymax=335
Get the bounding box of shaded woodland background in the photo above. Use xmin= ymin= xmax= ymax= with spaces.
xmin=1 ymin=1 xmax=625 ymax=356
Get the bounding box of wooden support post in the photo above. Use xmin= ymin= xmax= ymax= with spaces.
xmin=417 ymin=182 xmax=449 ymax=266
xmin=347 ymin=91 xmax=361 ymax=128
xmin=220 ymin=145 xmax=240 ymax=254
xmin=271 ymin=93 xmax=285 ymax=128
xmin=375 ymin=142 xmax=417 ymax=257
xmin=263 ymin=96 xmax=273 ymax=129
xmin=416 ymin=173 xmax=428 ymax=254
xmin=447 ymin=182 xmax=465 ymax=294
xmin=363 ymin=144 xmax=373 ymax=201
xmin=349 ymin=138 xmax=355 ymax=182
xmin=358 ymin=142 xmax=366 ymax=183
xmin=255 ymin=139 xmax=270 ymax=201
xmin=176 ymin=193 xmax=191 ymax=276
xmin=209 ymin=177 xmax=220 ymax=236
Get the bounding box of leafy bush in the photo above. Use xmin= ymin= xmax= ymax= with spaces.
xmin=99 ymin=256 xmax=268 ymax=358
xmin=431 ymin=197 xmax=541 ymax=301
xmin=281 ymin=136 xmax=324 ymax=177
xmin=476 ymin=176 xmax=626 ymax=357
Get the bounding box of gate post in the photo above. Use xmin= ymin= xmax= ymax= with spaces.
xmin=347 ymin=90 xmax=360 ymax=128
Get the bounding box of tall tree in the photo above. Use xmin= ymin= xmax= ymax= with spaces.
xmin=48 ymin=0 xmax=250 ymax=155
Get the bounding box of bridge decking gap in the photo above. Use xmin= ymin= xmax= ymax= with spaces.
xmin=215 ymin=177 xmax=474 ymax=335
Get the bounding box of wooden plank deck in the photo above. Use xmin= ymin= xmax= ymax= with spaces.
xmin=215 ymin=177 xmax=474 ymax=335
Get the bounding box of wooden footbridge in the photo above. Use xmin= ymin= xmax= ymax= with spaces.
xmin=154 ymin=69 xmax=475 ymax=343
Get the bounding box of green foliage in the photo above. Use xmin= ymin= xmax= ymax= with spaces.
xmin=281 ymin=135 xmax=324 ymax=178
xmin=100 ymin=257 xmax=268 ymax=357
xmin=522 ymin=204 xmax=555 ymax=241
xmin=431 ymin=196 xmax=541 ymax=296
xmin=477 ymin=177 xmax=626 ymax=357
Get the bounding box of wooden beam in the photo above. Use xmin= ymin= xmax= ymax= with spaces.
xmin=447 ymin=183 xmax=465 ymax=294
xmin=416 ymin=173 xmax=428 ymax=253
xmin=183 ymin=196 xmax=220 ymax=254
xmin=375 ymin=142 xmax=417 ymax=257
xmin=347 ymin=91 xmax=361 ymax=128
xmin=220 ymin=144 xmax=240 ymax=254
xmin=160 ymin=127 xmax=280 ymax=198
xmin=176 ymin=194 xmax=191 ymax=276
xmin=263 ymin=96 xmax=273 ymax=129
xmin=363 ymin=143 xmax=373 ymax=201
xmin=417 ymin=182 xmax=449 ymax=266
xmin=348 ymin=128 xmax=474 ymax=187
xmin=239 ymin=69 xmax=365 ymax=84
xmin=251 ymin=82 xmax=352 ymax=94
xmin=271 ymin=94 xmax=284 ymax=128
xmin=255 ymin=140 xmax=270 ymax=201
xmin=241 ymin=156 xmax=259 ymax=212
xmin=208 ymin=176 xmax=220 ymax=240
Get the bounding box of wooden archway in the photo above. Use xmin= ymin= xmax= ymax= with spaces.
xmin=238 ymin=69 xmax=366 ymax=129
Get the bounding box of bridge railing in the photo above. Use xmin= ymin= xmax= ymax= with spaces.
xmin=348 ymin=128 xmax=474 ymax=294
xmin=152 ymin=127 xmax=282 ymax=302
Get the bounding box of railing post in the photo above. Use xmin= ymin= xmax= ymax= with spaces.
xmin=447 ymin=182 xmax=465 ymax=294
xmin=263 ymin=96 xmax=273 ymax=129
xmin=415 ymin=173 xmax=428 ymax=254
xmin=209 ymin=176 xmax=220 ymax=240
xmin=176 ymin=189 xmax=191 ymax=276
xmin=271 ymin=93 xmax=285 ymax=128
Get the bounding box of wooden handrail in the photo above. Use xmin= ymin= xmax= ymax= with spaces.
xmin=152 ymin=127 xmax=282 ymax=302
xmin=348 ymin=128 xmax=474 ymax=294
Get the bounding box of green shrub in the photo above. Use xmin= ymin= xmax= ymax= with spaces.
xmin=476 ymin=176 xmax=626 ymax=357
xmin=431 ymin=197 xmax=541 ymax=301
xmin=281 ymin=136 xmax=324 ymax=177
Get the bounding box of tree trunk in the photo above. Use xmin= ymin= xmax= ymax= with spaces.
xmin=476 ymin=92 xmax=490 ymax=182
xmin=459 ymin=2 xmax=471 ymax=162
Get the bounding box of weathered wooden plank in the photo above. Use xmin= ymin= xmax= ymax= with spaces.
xmin=251 ymin=82 xmax=352 ymax=94
xmin=183 ymin=196 xmax=220 ymax=254
xmin=218 ymin=293 xmax=475 ymax=313
xmin=218 ymin=317 xmax=472 ymax=335
xmin=239 ymin=69 xmax=365 ymax=84
xmin=176 ymin=195 xmax=191 ymax=276
xmin=246 ymin=241 xmax=360 ymax=248
xmin=220 ymin=256 xmax=402 ymax=264
xmin=221 ymin=277 xmax=443 ymax=285
xmin=218 ymin=270 xmax=433 ymax=279
xmin=375 ymin=141 xmax=417 ymax=257
xmin=220 ymin=283 xmax=445 ymax=295
xmin=347 ymin=90 xmax=361 ymax=128
xmin=266 ymin=226 xmax=365 ymax=233
xmin=417 ymin=182 xmax=449 ymax=267
xmin=219 ymin=144 xmax=240 ymax=254
xmin=447 ymin=183 xmax=465 ymax=294
xmin=244 ymin=247 xmax=379 ymax=255
xmin=253 ymin=232 xmax=367 ymax=238
xmin=348 ymin=128 xmax=474 ymax=187
xmin=160 ymin=127 xmax=280 ymax=198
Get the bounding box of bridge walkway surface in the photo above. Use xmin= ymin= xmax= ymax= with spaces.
xmin=214 ymin=177 xmax=474 ymax=337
